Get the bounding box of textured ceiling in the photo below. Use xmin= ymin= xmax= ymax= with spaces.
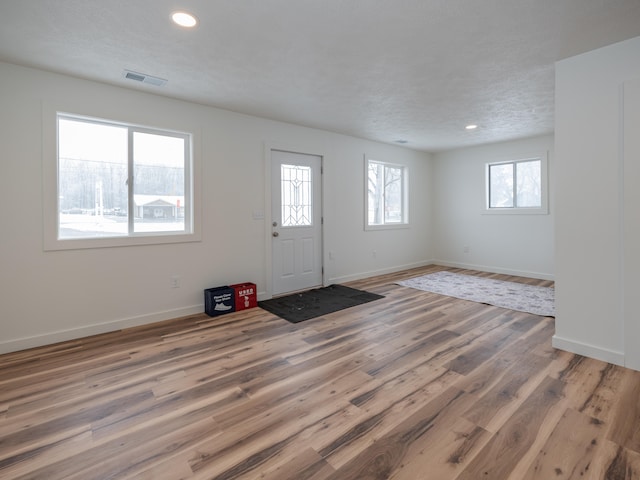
xmin=1 ymin=0 xmax=640 ymax=152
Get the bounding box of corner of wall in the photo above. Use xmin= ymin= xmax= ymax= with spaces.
xmin=552 ymin=334 xmax=625 ymax=367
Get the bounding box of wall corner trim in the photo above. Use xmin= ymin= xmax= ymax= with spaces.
xmin=432 ymin=260 xmax=554 ymax=281
xmin=552 ymin=334 xmax=625 ymax=367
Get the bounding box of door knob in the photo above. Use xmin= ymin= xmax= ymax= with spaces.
xmin=272 ymin=231 xmax=279 ymax=237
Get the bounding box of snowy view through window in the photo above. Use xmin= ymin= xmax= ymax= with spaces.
xmin=57 ymin=116 xmax=189 ymax=239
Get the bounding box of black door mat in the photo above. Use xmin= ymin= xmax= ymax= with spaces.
xmin=258 ymin=284 xmax=384 ymax=323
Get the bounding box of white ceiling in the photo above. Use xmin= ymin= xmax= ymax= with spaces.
xmin=1 ymin=1 xmax=640 ymax=152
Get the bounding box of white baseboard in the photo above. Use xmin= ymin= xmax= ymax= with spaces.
xmin=432 ymin=259 xmax=554 ymax=281
xmin=328 ymin=260 xmax=436 ymax=285
xmin=552 ymin=334 xmax=625 ymax=367
xmin=0 ymin=259 xmax=551 ymax=355
xmin=0 ymin=304 xmax=204 ymax=355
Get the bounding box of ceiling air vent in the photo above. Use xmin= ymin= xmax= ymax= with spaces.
xmin=123 ymin=70 xmax=167 ymax=87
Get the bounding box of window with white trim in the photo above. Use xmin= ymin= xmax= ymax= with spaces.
xmin=485 ymin=154 xmax=548 ymax=214
xmin=366 ymin=159 xmax=408 ymax=228
xmin=56 ymin=114 xmax=193 ymax=241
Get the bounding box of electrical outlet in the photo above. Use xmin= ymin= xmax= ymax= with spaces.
xmin=463 ymin=246 xmax=470 ymax=254
xmin=170 ymin=275 xmax=181 ymax=288
xmin=372 ymin=250 xmax=377 ymax=258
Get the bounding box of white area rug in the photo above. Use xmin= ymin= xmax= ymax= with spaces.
xmin=397 ymin=271 xmax=555 ymax=317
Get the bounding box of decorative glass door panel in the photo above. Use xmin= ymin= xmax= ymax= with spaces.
xmin=281 ymin=164 xmax=312 ymax=227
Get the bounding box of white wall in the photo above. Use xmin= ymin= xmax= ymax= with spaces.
xmin=554 ymin=36 xmax=640 ymax=367
xmin=0 ymin=61 xmax=433 ymax=354
xmin=431 ymin=135 xmax=555 ymax=280
xmin=623 ymin=78 xmax=640 ymax=370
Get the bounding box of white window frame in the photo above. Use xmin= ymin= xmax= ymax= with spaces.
xmin=43 ymin=106 xmax=201 ymax=250
xmin=484 ymin=152 xmax=549 ymax=215
xmin=365 ymin=156 xmax=409 ymax=230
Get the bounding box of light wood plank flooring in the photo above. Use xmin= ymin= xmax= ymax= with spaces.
xmin=1 ymin=265 xmax=639 ymax=479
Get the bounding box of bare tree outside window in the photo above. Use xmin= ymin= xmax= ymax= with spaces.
xmin=367 ymin=160 xmax=407 ymax=227
xmin=488 ymin=159 xmax=541 ymax=209
xmin=516 ymin=160 xmax=541 ymax=207
xmin=489 ymin=163 xmax=514 ymax=208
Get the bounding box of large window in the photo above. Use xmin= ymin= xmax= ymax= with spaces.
xmin=366 ymin=159 xmax=408 ymax=228
xmin=485 ymin=154 xmax=548 ymax=214
xmin=55 ymin=114 xmax=193 ymax=243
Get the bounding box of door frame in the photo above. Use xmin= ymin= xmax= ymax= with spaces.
xmin=264 ymin=142 xmax=325 ymax=299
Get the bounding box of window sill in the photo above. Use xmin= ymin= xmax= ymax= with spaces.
xmin=44 ymin=231 xmax=201 ymax=252
xmin=365 ymin=223 xmax=410 ymax=231
xmin=482 ymin=207 xmax=548 ymax=215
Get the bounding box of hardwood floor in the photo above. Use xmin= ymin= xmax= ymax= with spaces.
xmin=1 ymin=265 xmax=639 ymax=479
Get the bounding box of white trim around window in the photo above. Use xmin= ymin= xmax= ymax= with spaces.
xmin=364 ymin=156 xmax=409 ymax=230
xmin=43 ymin=103 xmax=202 ymax=251
xmin=483 ymin=151 xmax=549 ymax=215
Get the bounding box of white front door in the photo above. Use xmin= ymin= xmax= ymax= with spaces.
xmin=271 ymin=150 xmax=323 ymax=296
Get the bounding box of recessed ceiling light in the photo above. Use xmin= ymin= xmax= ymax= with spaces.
xmin=465 ymin=124 xmax=478 ymax=130
xmin=172 ymin=11 xmax=198 ymax=28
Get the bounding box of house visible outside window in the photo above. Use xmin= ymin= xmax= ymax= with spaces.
xmin=366 ymin=159 xmax=408 ymax=228
xmin=56 ymin=114 xmax=193 ymax=242
xmin=485 ymin=154 xmax=548 ymax=214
